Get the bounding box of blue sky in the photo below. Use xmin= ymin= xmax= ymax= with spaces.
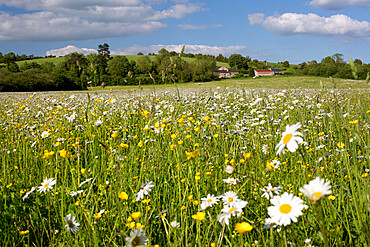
xmin=0 ymin=0 xmax=369 ymax=64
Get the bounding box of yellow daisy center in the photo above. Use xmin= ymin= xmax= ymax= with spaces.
xmin=283 ymin=133 xmax=293 ymax=144
xmin=44 ymin=183 xmax=49 ymax=188
xmin=230 ymin=180 xmax=234 ymax=184
xmin=314 ymin=192 xmax=322 ymax=199
xmin=228 ymin=207 xmax=235 ymax=214
xmin=228 ymin=197 xmax=233 ymax=202
xmin=279 ymin=204 xmax=292 ymax=214
xmin=207 ymin=199 xmax=212 ymax=203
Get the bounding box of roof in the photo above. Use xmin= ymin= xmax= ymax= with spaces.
xmin=254 ymin=69 xmax=273 ymax=72
xmin=270 ymin=69 xmax=281 ymax=72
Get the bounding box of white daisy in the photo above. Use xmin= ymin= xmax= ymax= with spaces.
xmin=268 ymin=192 xmax=306 ymax=226
xmin=38 ymin=177 xmax=56 ymax=193
xmin=136 ymin=181 xmax=155 ymax=201
xmin=262 ymin=144 xmax=269 ymax=154
xmin=222 ymin=178 xmax=240 ymax=185
xmin=217 ymin=212 xmax=232 ymax=225
xmin=220 ymin=191 xmax=239 ymax=206
xmin=263 ymin=217 xmax=278 ymax=229
xmin=64 ymin=214 xmax=80 ymax=233
xmin=299 ymin=177 xmax=332 ymax=202
xmin=41 ymin=131 xmax=49 ymax=138
xmin=275 ymin=123 xmax=304 ymax=155
xmin=200 ymin=194 xmax=219 ymax=210
xmin=94 ymin=120 xmax=103 ymax=127
xmin=125 ymin=228 xmax=148 ymax=247
xmin=170 ymin=221 xmax=180 ymax=228
xmin=261 ymin=183 xmax=282 ymax=200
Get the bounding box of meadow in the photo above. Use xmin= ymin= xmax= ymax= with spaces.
xmin=0 ymin=78 xmax=369 ymax=246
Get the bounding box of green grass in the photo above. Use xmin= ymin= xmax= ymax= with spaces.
xmin=0 ymin=81 xmax=369 ymax=246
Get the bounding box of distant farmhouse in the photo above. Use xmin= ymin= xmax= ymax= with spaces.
xmin=254 ymin=68 xmax=284 ymax=77
xmin=215 ymin=66 xmax=239 ymax=79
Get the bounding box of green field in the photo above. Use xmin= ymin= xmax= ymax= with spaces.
xmin=0 ymin=79 xmax=369 ymax=246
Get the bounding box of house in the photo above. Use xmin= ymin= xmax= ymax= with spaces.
xmin=270 ymin=68 xmax=284 ymax=75
xmin=214 ymin=66 xmax=239 ymax=79
xmin=254 ymin=69 xmax=275 ymax=77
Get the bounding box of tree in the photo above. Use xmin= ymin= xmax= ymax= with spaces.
xmin=108 ymin=56 xmax=131 ymax=78
xmin=283 ymin=61 xmax=290 ymax=68
xmin=137 ymin=52 xmax=144 ymax=55
xmin=228 ymin=54 xmax=249 ymax=70
xmin=98 ymin=43 xmax=110 ymax=58
xmin=216 ymin=54 xmax=225 ymax=62
xmin=158 ymin=48 xmax=169 ymax=56
xmin=65 ymin=52 xmax=87 ymax=77
xmin=354 ymin=59 xmax=362 ymax=65
xmin=136 ymin=56 xmax=152 ymax=74
xmin=3 ymin=52 xmax=16 ymax=66
xmin=321 ymin=56 xmax=335 ymax=64
xmin=331 ymin=53 xmax=344 ymax=64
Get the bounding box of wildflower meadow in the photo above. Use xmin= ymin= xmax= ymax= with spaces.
xmin=0 ymin=85 xmax=369 ymax=246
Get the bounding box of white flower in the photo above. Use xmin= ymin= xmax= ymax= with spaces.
xmin=38 ymin=177 xmax=56 ymax=193
xmin=222 ymin=178 xmax=240 ymax=185
xmin=299 ymin=177 xmax=332 ymax=202
xmin=41 ymin=131 xmax=49 ymax=138
xmin=262 ymin=144 xmax=269 ymax=154
xmin=22 ymin=186 xmax=37 ymax=201
xmin=261 ymin=183 xmax=282 ymax=200
xmin=79 ymin=178 xmax=93 ymax=187
xmin=136 ymin=181 xmax=155 ymax=201
xmin=94 ymin=120 xmax=103 ymax=127
xmin=217 ymin=212 xmax=232 ymax=225
xmin=275 ymin=123 xmax=304 ymax=155
xmin=200 ymin=194 xmax=219 ymax=210
xmin=263 ymin=217 xmax=278 ymax=229
xmin=64 ymin=214 xmax=80 ymax=233
xmin=268 ymin=192 xmax=306 ymax=226
xmin=170 ymin=221 xmax=180 ymax=228
xmin=220 ymin=191 xmax=239 ymax=206
xmin=225 ymin=165 xmax=235 ymax=174
xmin=125 ymin=228 xmax=148 ymax=247
xmin=70 ymin=190 xmax=84 ymax=197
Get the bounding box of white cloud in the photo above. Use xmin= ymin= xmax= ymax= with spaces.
xmin=0 ymin=11 xmax=166 ymax=41
xmin=248 ymin=13 xmax=370 ymax=39
xmin=46 ymin=45 xmax=97 ymax=57
xmin=113 ymin=44 xmax=248 ymax=57
xmin=177 ymin=24 xmax=222 ymax=30
xmin=309 ymin=0 xmax=370 ymax=10
xmin=0 ymin=1 xmax=203 ymax=41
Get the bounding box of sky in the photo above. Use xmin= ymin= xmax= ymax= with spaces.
xmin=0 ymin=0 xmax=369 ymax=64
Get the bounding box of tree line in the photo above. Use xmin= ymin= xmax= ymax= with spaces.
xmin=0 ymin=44 xmax=369 ymax=92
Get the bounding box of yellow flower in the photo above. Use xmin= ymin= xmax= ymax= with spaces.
xmin=131 ymin=212 xmax=141 ymax=220
xmin=362 ymin=173 xmax=368 ymax=178
xmin=186 ymin=135 xmax=191 ymax=139
xmin=94 ymin=213 xmax=102 ymax=219
xmin=118 ymin=191 xmax=128 ymax=200
xmin=367 ymin=110 xmax=370 ymax=115
xmin=337 ymin=142 xmax=345 ymax=149
xmin=75 ymin=201 xmax=80 ymax=206
xmin=119 ymin=143 xmax=128 ymax=148
xmin=111 ymin=132 xmax=118 ymax=138
xmin=138 ymin=140 xmax=144 ymax=147
xmin=193 ymin=200 xmax=199 ymax=206
xmin=328 ymin=195 xmax=335 ymax=200
xmin=20 ymin=230 xmax=29 ymax=235
xmin=6 ymin=183 xmax=13 ymax=189
xmin=194 ymin=127 xmax=200 ymax=132
xmin=352 ymin=119 xmax=358 ymax=124
xmin=192 ymin=212 xmax=206 ymax=221
xmin=81 ymin=168 xmax=86 ymax=174
xmin=178 ymin=140 xmax=183 ymax=145
xmin=195 ymin=176 xmax=200 ymax=180
xmin=170 ymin=144 xmax=176 ymax=151
xmin=244 ymin=153 xmax=251 ymax=159
xmin=171 ymin=134 xmax=177 ymax=139
xmin=188 ymin=195 xmax=193 ymax=201
xmin=181 ymin=178 xmax=186 ymax=183
xmin=141 ymin=110 xmax=150 ymax=116
xmin=235 ymin=222 xmax=253 ymax=234
xmin=58 ymin=149 xmax=69 ymax=158
xmin=181 ymin=206 xmax=186 ymax=210
xmin=214 ymin=134 xmax=219 ymax=138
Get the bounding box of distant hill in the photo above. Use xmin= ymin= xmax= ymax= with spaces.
xmin=16 ymin=55 xmax=230 ymax=67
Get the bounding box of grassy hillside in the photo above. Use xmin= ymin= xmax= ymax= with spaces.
xmin=16 ymin=55 xmax=230 ymax=67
